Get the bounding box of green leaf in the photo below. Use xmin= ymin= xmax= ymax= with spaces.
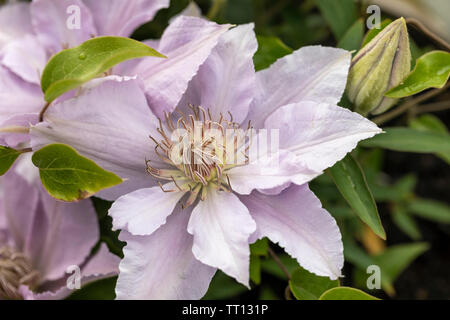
xmin=408 ymin=115 xmax=450 ymax=164
xmin=409 ymin=114 xmax=448 ymax=134
xmin=391 ymin=205 xmax=422 ymax=240
xmin=319 ymin=287 xmax=379 ymax=300
xmin=372 ymin=243 xmax=429 ymax=286
xmin=32 ymin=144 xmax=123 ymax=202
xmin=315 ymin=0 xmax=357 ymax=40
xmin=289 ymin=267 xmax=339 ymax=300
xmin=41 ymin=36 xmax=165 ymax=102
xmin=250 ymin=238 xmax=268 ymax=257
xmin=361 ymin=127 xmax=450 ymax=157
xmin=408 ymin=199 xmax=450 ymax=224
xmin=249 ymin=254 xmax=262 ymax=285
xmin=386 ymin=51 xmax=450 ymax=98
xmin=0 ymin=146 xmax=22 ymax=175
xmin=67 ymin=277 xmax=117 ymax=300
xmin=361 ymin=19 xmax=392 ymax=48
xmin=253 ymin=36 xmax=293 ymax=71
xmin=337 ymin=18 xmax=364 ymax=52
xmin=329 ymin=154 xmax=386 ymax=239
xmin=203 ymin=271 xmax=247 ymax=300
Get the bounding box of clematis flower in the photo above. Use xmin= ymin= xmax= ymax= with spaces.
xmin=1 ymin=1 xmax=228 ymax=149
xmin=31 ymin=24 xmax=381 ymax=299
xmin=0 ymin=157 xmax=120 ymax=300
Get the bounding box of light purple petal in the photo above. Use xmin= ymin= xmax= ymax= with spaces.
xmin=20 ymin=244 xmax=120 ymax=300
xmin=0 ymin=2 xmax=33 ymax=49
xmin=178 ymin=24 xmax=257 ymax=124
xmin=228 ymin=148 xmax=318 ymax=195
xmin=187 ymin=189 xmax=256 ymax=286
xmin=1 ymin=168 xmax=40 ymax=252
xmin=264 ymin=101 xmax=382 ymax=173
xmin=1 ymin=35 xmax=47 ymax=84
xmin=239 ymin=185 xmax=344 ymax=279
xmin=0 ymin=66 xmax=44 ymax=125
xmin=134 ymin=16 xmax=231 ymax=118
xmin=31 ymin=78 xmax=162 ymax=200
xmin=109 ymin=185 xmax=185 ymax=236
xmin=84 ymin=0 xmax=169 ymax=37
xmin=116 ymin=206 xmax=216 ymax=300
xmin=26 ymin=188 xmax=99 ymax=281
xmin=246 ymin=46 xmax=351 ymax=127
xmin=30 ymin=0 xmax=96 ymax=54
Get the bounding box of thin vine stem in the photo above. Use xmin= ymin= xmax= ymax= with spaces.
xmin=406 ymin=18 xmax=450 ymax=52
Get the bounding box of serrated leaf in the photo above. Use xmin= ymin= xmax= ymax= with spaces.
xmin=329 ymin=154 xmax=386 ymax=239
xmin=319 ymin=287 xmax=379 ymax=300
xmin=0 ymin=146 xmax=22 ymax=175
xmin=386 ymin=51 xmax=450 ymax=98
xmin=361 ymin=19 xmax=392 ymax=48
xmin=289 ymin=267 xmax=339 ymax=300
xmin=408 ymin=199 xmax=450 ymax=224
xmin=253 ymin=36 xmax=293 ymax=71
xmin=360 ymin=127 xmax=450 ymax=158
xmin=315 ymin=0 xmax=357 ymax=40
xmin=338 ymin=18 xmax=364 ymax=52
xmin=32 ymin=144 xmax=123 ymax=202
xmin=41 ymin=36 xmax=165 ymax=102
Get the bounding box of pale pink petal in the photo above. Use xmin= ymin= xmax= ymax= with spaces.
xmin=0 ymin=2 xmax=33 ymax=49
xmin=264 ymin=101 xmax=381 ymax=173
xmin=239 ymin=185 xmax=344 ymax=279
xmin=1 ymin=35 xmax=47 ymax=84
xmin=84 ymin=0 xmax=169 ymax=37
xmin=30 ymin=0 xmax=96 ymax=54
xmin=187 ymin=189 xmax=256 ymax=286
xmin=178 ymin=24 xmax=257 ymax=124
xmin=134 ymin=16 xmax=231 ymax=118
xmin=116 ymin=206 xmax=216 ymax=300
xmin=31 ymin=78 xmax=162 ymax=200
xmin=109 ymin=185 xmax=185 ymax=236
xmin=246 ymin=46 xmax=351 ymax=127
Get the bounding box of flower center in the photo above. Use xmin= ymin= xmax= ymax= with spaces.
xmin=0 ymin=246 xmax=41 ymax=300
xmin=146 ymin=105 xmax=252 ymax=207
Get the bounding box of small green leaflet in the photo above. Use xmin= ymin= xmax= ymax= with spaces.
xmin=289 ymin=267 xmax=339 ymax=300
xmin=32 ymin=144 xmax=123 ymax=202
xmin=319 ymin=287 xmax=379 ymax=300
xmin=329 ymin=154 xmax=386 ymax=239
xmin=41 ymin=36 xmax=166 ymax=102
xmin=337 ymin=18 xmax=364 ymax=52
xmin=0 ymin=146 xmax=22 ymax=175
xmin=386 ymin=50 xmax=450 ymax=98
xmin=315 ymin=0 xmax=357 ymax=40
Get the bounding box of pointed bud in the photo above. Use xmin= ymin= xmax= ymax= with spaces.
xmin=346 ymin=18 xmax=411 ymax=115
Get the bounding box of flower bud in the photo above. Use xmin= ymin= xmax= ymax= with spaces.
xmin=346 ymin=17 xmax=411 ymax=115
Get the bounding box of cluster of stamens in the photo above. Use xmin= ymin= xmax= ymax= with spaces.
xmin=146 ymin=105 xmax=252 ymax=208
xmin=0 ymin=246 xmax=41 ymax=300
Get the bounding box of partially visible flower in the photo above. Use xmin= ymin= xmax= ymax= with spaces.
xmin=2 ymin=1 xmax=228 ymax=149
xmin=31 ymin=24 xmax=381 ymax=299
xmin=346 ymin=17 xmax=411 ymax=115
xmin=0 ymin=157 xmax=119 ymax=300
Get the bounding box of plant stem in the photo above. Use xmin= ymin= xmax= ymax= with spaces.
xmin=406 ymin=18 xmax=450 ymax=52
xmin=39 ymin=102 xmax=51 ymax=122
xmin=267 ymin=247 xmax=291 ymax=280
xmin=372 ymin=83 xmax=450 ymax=125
